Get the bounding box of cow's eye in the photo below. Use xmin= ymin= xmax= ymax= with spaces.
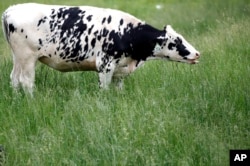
xmin=175 ymin=37 xmax=182 ymax=45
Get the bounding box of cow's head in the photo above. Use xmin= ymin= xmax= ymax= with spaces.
xmin=154 ymin=25 xmax=200 ymax=64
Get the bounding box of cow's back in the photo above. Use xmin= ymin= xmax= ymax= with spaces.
xmin=2 ymin=3 xmax=142 ymax=71
xmin=3 ymin=3 xmax=142 ymax=43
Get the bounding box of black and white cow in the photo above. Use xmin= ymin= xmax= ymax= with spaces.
xmin=2 ymin=3 xmax=200 ymax=94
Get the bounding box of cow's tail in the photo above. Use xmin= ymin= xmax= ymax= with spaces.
xmin=1 ymin=11 xmax=10 ymax=43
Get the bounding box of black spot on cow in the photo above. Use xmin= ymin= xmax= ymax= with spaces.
xmin=9 ymin=24 xmax=16 ymax=33
xmin=167 ymin=38 xmax=190 ymax=57
xmin=38 ymin=39 xmax=43 ymax=46
xmin=168 ymin=43 xmax=176 ymax=50
xmin=102 ymin=28 xmax=109 ymax=37
xmin=97 ymin=35 xmax=102 ymax=41
xmin=106 ymin=68 xmax=111 ymax=73
xmin=50 ymin=37 xmax=56 ymax=44
xmin=21 ymin=29 xmax=24 ymax=33
xmin=91 ymin=38 xmax=96 ymax=48
xmin=84 ymin=43 xmax=89 ymax=52
xmin=120 ymin=19 xmax=124 ymax=26
xmin=50 ymin=13 xmax=56 ymax=20
xmin=102 ymin=17 xmax=106 ymax=24
xmin=88 ymin=25 xmax=94 ymax=34
xmin=37 ymin=17 xmax=47 ymax=27
xmin=178 ymin=47 xmax=190 ymax=56
xmin=93 ymin=30 xmax=99 ymax=36
xmin=86 ymin=15 xmax=93 ymax=22
xmin=107 ymin=15 xmax=112 ymax=24
xmin=51 ymin=9 xmax=55 ymax=14
xmin=175 ymin=37 xmax=190 ymax=56
xmin=60 ymin=37 xmax=66 ymax=44
xmin=79 ymin=55 xmax=85 ymax=61
xmin=56 ymin=9 xmax=63 ymax=19
xmin=102 ymin=38 xmax=108 ymax=51
xmin=94 ymin=30 xmax=102 ymax=41
xmin=65 ymin=47 xmax=70 ymax=56
xmin=85 ymin=36 xmax=89 ymax=43
xmin=59 ymin=53 xmax=64 ymax=58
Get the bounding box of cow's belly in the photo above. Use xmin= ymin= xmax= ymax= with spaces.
xmin=38 ymin=56 xmax=97 ymax=72
xmin=114 ymin=58 xmax=145 ymax=77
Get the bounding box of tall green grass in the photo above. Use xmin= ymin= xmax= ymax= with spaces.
xmin=0 ymin=0 xmax=249 ymax=165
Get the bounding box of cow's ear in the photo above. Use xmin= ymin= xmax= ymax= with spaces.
xmin=165 ymin=25 xmax=175 ymax=33
xmin=153 ymin=43 xmax=162 ymax=54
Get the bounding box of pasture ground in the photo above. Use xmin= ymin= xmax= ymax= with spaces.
xmin=0 ymin=0 xmax=249 ymax=165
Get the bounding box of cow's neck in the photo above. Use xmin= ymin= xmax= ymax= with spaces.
xmin=130 ymin=24 xmax=165 ymax=61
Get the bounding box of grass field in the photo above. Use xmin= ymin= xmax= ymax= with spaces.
xmin=0 ymin=0 xmax=249 ymax=165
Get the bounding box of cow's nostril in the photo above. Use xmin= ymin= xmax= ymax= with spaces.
xmin=196 ymin=53 xmax=200 ymax=57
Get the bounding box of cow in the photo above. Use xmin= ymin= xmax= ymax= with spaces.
xmin=2 ymin=3 xmax=200 ymax=95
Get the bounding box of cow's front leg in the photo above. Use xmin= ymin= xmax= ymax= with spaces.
xmin=98 ymin=72 xmax=114 ymax=89
xmin=97 ymin=57 xmax=116 ymax=89
xmin=112 ymin=77 xmax=124 ymax=90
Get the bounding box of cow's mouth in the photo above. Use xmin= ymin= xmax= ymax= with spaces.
xmin=188 ymin=59 xmax=199 ymax=64
xmin=186 ymin=56 xmax=200 ymax=64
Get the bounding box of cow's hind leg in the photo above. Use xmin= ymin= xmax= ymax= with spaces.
xmin=10 ymin=52 xmax=37 ymax=95
xmin=10 ymin=61 xmax=21 ymax=91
